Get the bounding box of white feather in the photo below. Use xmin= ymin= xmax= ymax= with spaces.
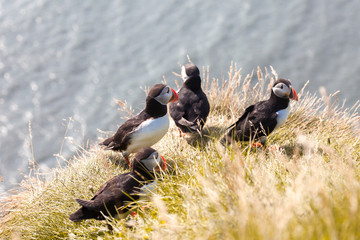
xmin=139 ymin=181 xmax=158 ymax=195
xmin=181 ymin=65 xmax=189 ymax=81
xmin=127 ymin=115 xmax=169 ymax=153
xmin=140 ymin=152 xmax=162 ymax=171
xmin=272 ymin=83 xmax=291 ymax=98
xmin=154 ymin=87 xmax=173 ymax=105
xmin=274 ymin=104 xmax=290 ymax=131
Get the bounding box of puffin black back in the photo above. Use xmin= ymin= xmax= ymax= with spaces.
xmin=169 ymin=63 xmax=210 ymax=134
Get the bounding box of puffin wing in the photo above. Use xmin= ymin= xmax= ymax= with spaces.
xmin=91 ymin=173 xmax=129 ymax=198
xmin=75 ymin=173 xmax=137 ymax=210
xmin=227 ymin=104 xmax=255 ymax=130
xmin=239 ymin=101 xmax=278 ymax=138
xmin=100 ymin=112 xmax=149 ymax=150
xmin=251 ymin=111 xmax=278 ymax=136
xmin=221 ymin=104 xmax=255 ymax=143
xmin=169 ymin=97 xmax=186 ymax=122
xmin=190 ymin=91 xmax=210 ymax=123
xmin=170 ymin=88 xmax=209 ymax=131
xmin=177 ymin=117 xmax=198 ymax=130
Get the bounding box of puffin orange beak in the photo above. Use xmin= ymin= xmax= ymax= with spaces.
xmin=160 ymin=155 xmax=167 ymax=171
xmin=289 ymin=87 xmax=298 ymax=101
xmin=169 ymin=88 xmax=179 ymax=103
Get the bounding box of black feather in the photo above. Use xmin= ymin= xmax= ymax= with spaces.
xmin=169 ymin=64 xmax=210 ymax=133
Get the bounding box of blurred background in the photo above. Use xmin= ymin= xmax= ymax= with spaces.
xmin=1 ymin=0 xmax=359 ymax=195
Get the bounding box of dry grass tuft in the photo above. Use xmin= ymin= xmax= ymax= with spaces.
xmin=1 ymin=64 xmax=360 ymax=239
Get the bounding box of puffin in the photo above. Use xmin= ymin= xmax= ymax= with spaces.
xmin=221 ymin=78 xmax=298 ymax=146
xmin=69 ymin=147 xmax=166 ymax=222
xmin=169 ymin=64 xmax=210 ymax=135
xmin=100 ymin=84 xmax=178 ymax=164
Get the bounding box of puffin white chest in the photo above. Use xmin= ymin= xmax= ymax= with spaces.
xmin=129 ymin=115 xmax=169 ymax=152
xmin=139 ymin=181 xmax=158 ymax=195
xmin=274 ymin=105 xmax=290 ymax=131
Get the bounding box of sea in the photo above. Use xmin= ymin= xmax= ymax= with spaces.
xmin=1 ymin=0 xmax=360 ymax=196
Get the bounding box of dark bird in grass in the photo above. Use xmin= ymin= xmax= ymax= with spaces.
xmin=221 ymin=78 xmax=298 ymax=146
xmin=99 ymin=84 xmax=178 ymax=164
xmin=169 ymin=64 xmax=210 ymax=136
xmin=69 ymin=147 xmax=166 ymax=222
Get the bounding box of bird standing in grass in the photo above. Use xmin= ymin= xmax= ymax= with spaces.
xmin=69 ymin=147 xmax=166 ymax=222
xmin=100 ymin=84 xmax=178 ymax=164
xmin=221 ymin=78 xmax=298 ymax=146
xmin=169 ymin=64 xmax=210 ymax=136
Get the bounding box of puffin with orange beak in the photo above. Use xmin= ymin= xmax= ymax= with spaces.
xmin=221 ymin=78 xmax=298 ymax=146
xmin=100 ymin=84 xmax=178 ymax=164
xmin=69 ymin=147 xmax=166 ymax=222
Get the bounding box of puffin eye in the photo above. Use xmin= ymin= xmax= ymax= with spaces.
xmin=280 ymin=84 xmax=283 ymax=89
xmin=166 ymin=88 xmax=170 ymax=93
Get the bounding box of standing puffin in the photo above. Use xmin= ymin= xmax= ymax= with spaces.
xmin=100 ymin=84 xmax=178 ymax=163
xmin=169 ymin=64 xmax=210 ymax=135
xmin=221 ymin=78 xmax=298 ymax=145
xmin=69 ymin=147 xmax=166 ymax=222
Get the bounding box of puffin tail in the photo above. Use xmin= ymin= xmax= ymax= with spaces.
xmin=99 ymin=136 xmax=115 ymax=150
xmin=69 ymin=199 xmax=103 ymax=222
xmin=69 ymin=207 xmax=104 ymax=222
xmin=69 ymin=207 xmax=87 ymax=222
xmin=69 ymin=206 xmax=101 ymax=222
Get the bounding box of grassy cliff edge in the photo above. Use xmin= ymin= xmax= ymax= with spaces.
xmin=1 ymin=64 xmax=360 ymax=239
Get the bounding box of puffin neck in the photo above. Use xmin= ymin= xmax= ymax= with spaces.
xmin=145 ymin=97 xmax=167 ymax=117
xmin=184 ymin=76 xmax=201 ymax=91
xmin=269 ymin=91 xmax=290 ymax=109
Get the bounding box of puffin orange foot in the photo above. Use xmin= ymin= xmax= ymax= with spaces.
xmin=130 ymin=206 xmax=147 ymax=218
xmin=252 ymin=142 xmax=263 ymax=148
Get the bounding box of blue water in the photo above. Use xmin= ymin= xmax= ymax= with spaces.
xmin=1 ymin=0 xmax=360 ymax=195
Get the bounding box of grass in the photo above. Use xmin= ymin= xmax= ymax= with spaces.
xmin=1 ymin=63 xmax=360 ymax=239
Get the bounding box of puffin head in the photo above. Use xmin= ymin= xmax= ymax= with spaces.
xmin=148 ymin=84 xmax=178 ymax=105
xmin=181 ymin=63 xmax=200 ymax=82
xmin=132 ymin=148 xmax=167 ymax=177
xmin=272 ymin=78 xmax=298 ymax=101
